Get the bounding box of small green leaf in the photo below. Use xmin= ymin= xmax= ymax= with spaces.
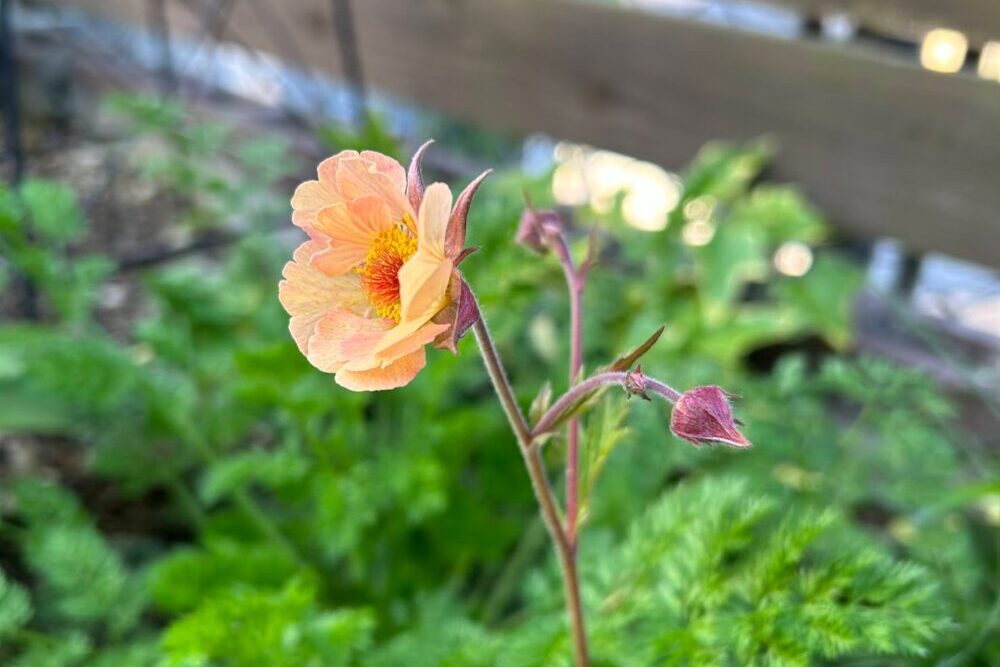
xmin=609 ymin=325 xmax=665 ymax=372
xmin=529 ymin=381 xmax=553 ymax=426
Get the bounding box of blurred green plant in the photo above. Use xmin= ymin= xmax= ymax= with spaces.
xmin=0 ymin=180 xmax=113 ymax=328
xmin=0 ymin=96 xmax=994 ymax=666
xmin=104 ymin=93 xmax=298 ymax=232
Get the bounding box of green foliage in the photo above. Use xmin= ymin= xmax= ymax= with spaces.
xmin=0 ymin=482 xmax=154 ymax=667
xmin=0 ymin=568 xmax=33 ymax=639
xmin=0 ymin=179 xmax=112 ymax=327
xmin=162 ymin=579 xmax=373 ymax=667
xmin=14 ymin=480 xmax=146 ymax=636
xmin=105 ymin=93 xmax=298 ymax=231
xmin=585 ymin=477 xmax=948 ymax=666
xmin=150 ymin=541 xmax=300 ymax=615
xmin=1 ymin=97 xmax=993 ymax=666
xmin=317 ymin=112 xmax=402 ymax=159
xmin=597 ymin=140 xmax=862 ymax=366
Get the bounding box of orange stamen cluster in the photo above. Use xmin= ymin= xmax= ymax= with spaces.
xmin=359 ymin=226 xmax=417 ymax=322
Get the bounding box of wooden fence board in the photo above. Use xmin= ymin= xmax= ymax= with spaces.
xmin=61 ymin=0 xmax=1000 ymax=265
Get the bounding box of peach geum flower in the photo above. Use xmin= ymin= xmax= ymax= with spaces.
xmin=279 ymin=146 xmax=485 ymax=391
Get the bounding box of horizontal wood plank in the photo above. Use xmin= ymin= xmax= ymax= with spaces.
xmin=61 ymin=0 xmax=1000 ymax=265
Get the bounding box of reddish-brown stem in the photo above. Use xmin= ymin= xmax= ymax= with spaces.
xmin=532 ymin=371 xmax=681 ymax=438
xmin=547 ymin=231 xmax=585 ymax=547
xmin=469 ymin=295 xmax=590 ymax=667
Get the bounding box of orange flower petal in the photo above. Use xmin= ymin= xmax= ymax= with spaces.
xmin=317 ymin=150 xmax=360 ymax=187
xmin=417 ymin=182 xmax=451 ymax=249
xmin=360 ymin=150 xmax=406 ymax=192
xmin=334 ymin=348 xmax=427 ymax=391
xmin=376 ymin=320 xmax=450 ymax=364
xmin=279 ymin=241 xmax=367 ymax=353
xmin=310 ymin=198 xmax=395 ymax=275
xmin=398 ymin=254 xmax=454 ymax=323
xmin=398 ymin=183 xmax=453 ymax=322
xmin=290 ymin=180 xmax=339 ymax=235
xmin=336 ymin=156 xmax=414 ymax=223
xmin=306 ymin=308 xmax=391 ymax=373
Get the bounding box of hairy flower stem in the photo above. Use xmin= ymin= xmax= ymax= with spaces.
xmin=533 ymin=371 xmax=681 ymax=438
xmin=470 ymin=306 xmax=590 ymax=667
xmin=550 ymin=231 xmax=585 ymax=548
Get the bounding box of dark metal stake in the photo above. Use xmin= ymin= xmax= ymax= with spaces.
xmin=1 ymin=0 xmax=38 ymax=319
xmin=147 ymin=0 xmax=177 ymax=95
xmin=330 ymin=0 xmax=368 ymax=127
xmin=1 ymin=0 xmax=24 ymax=184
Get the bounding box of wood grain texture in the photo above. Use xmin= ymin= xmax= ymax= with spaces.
xmin=64 ymin=0 xmax=1000 ymax=265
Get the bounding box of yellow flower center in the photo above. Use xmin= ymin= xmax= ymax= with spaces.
xmin=359 ymin=226 xmax=417 ymax=322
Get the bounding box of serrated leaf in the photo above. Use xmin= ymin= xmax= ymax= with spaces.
xmin=198 ymin=448 xmax=310 ymax=504
xmin=150 ymin=541 xmax=300 ymax=615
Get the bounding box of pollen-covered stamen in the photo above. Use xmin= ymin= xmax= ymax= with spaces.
xmin=359 ymin=225 xmax=417 ymax=322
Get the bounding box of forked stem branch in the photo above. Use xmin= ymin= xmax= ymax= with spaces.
xmin=470 ymin=296 xmax=590 ymax=667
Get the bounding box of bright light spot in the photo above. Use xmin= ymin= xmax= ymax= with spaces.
xmin=549 ymin=144 xmax=680 ymax=231
xmin=773 ymin=241 xmax=813 ymax=277
xmin=978 ymin=41 xmax=1000 ymax=81
xmin=552 ymin=162 xmax=589 ymax=206
xmin=683 ymin=196 xmax=716 ymax=222
xmin=585 ymin=151 xmax=632 ymax=213
xmin=920 ymin=29 xmax=968 ymax=73
xmin=681 ymin=219 xmax=716 ymax=246
xmin=980 ymin=494 xmax=1000 ymax=525
xmin=621 ymin=162 xmax=680 ymax=232
xmin=820 ymin=13 xmax=856 ymax=43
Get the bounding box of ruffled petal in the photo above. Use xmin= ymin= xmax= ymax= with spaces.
xmin=290 ymin=180 xmax=339 ymax=236
xmin=317 ymin=150 xmax=360 ymax=188
xmin=336 ymin=156 xmax=414 ymax=223
xmin=306 ymin=308 xmax=392 ymax=373
xmin=309 ymin=198 xmax=395 ymax=275
xmin=335 ymin=348 xmax=426 ymax=391
xmin=361 ymin=150 xmax=406 ymax=192
xmin=278 ymin=241 xmax=367 ymax=353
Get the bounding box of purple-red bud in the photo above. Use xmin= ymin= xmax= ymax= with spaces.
xmin=670 ymin=385 xmax=750 ymax=448
xmin=516 ymin=208 xmax=563 ymax=253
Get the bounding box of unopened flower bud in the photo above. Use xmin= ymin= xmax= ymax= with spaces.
xmin=517 ymin=208 xmax=563 ymax=253
xmin=670 ymin=385 xmax=750 ymax=448
xmin=623 ymin=365 xmax=651 ymax=400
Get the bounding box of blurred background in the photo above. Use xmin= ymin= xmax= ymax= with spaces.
xmin=0 ymin=1 xmax=997 ymax=665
